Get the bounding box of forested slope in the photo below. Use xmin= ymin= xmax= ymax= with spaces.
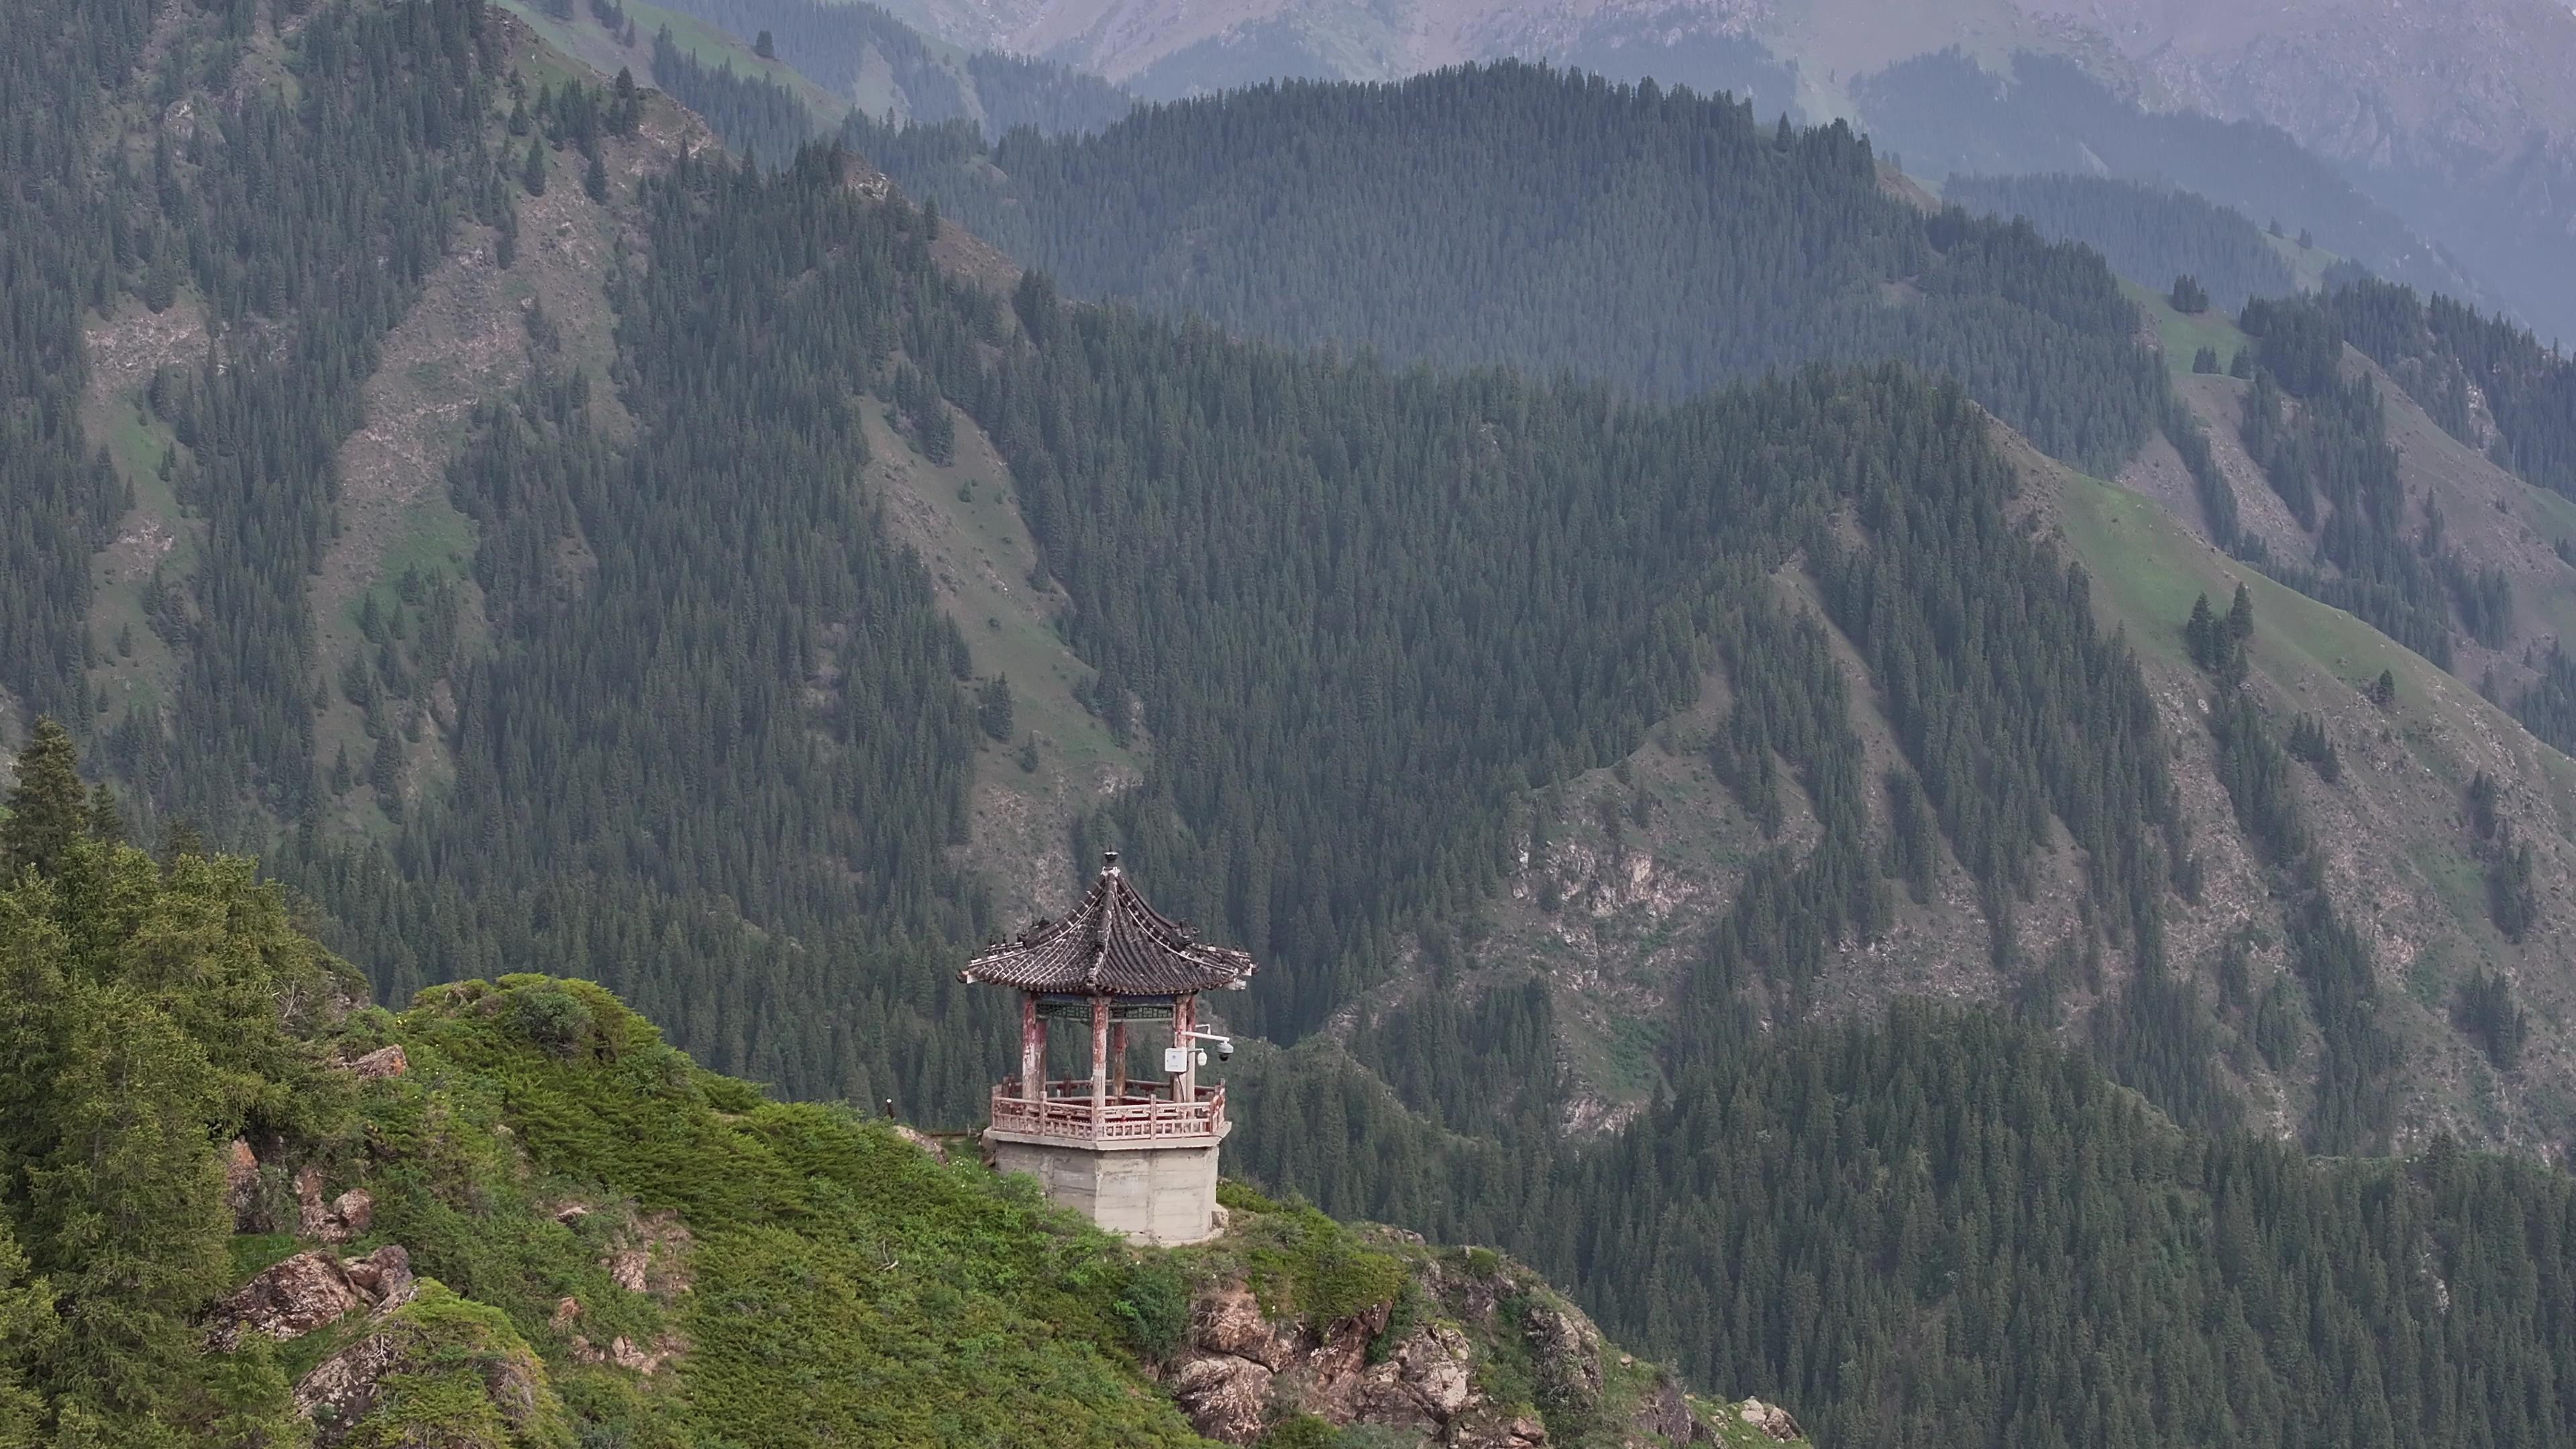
xmin=1941 ymin=172 xmax=2300 ymax=314
xmin=0 ymin=747 xmax=1772 ymax=1447
xmin=845 ymin=64 xmax=2173 ymax=474
xmin=20 ymin=4 xmax=2576 ymax=1446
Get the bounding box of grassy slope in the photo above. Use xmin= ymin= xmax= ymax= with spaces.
xmin=237 ymin=975 xmax=1788 ymax=1446
xmin=328 ymin=975 xmax=1210 ymax=1447
xmin=2123 ymin=278 xmax=2251 ymax=377
xmin=2039 ymin=445 xmax=2576 ymax=1145
xmin=496 ymin=0 xmax=862 ymax=119
xmin=860 ymin=403 xmax=1145 ymax=915
xmin=80 ymin=373 xmax=197 ymax=722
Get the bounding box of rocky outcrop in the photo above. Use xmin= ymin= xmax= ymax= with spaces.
xmin=290 ymin=1282 xmax=568 ymax=1446
xmin=206 ymin=1246 xmax=416 ymax=1350
xmin=1737 ymin=1399 xmax=1804 ymax=1442
xmin=224 ymin=1138 xmax=268 ymax=1232
xmin=294 ymin=1326 xmax=406 ymax=1434
xmin=600 ymin=1210 xmax=692 ymax=1299
xmin=1168 ymin=1228 xmax=1770 ymax=1447
xmin=294 ymin=1165 xmax=374 ymax=1245
xmin=345 ymin=1043 xmax=408 ymax=1079
xmin=551 ymin=1291 xmax=685 ymax=1377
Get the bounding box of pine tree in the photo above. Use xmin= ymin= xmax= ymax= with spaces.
xmin=85 ymin=785 xmax=123 ymax=846
xmin=3 ymin=720 xmax=88 ymax=880
xmin=522 ymin=135 xmax=547 ymax=197
xmin=977 ymin=676 xmax=1015 ymax=741
xmin=2184 ymin=594 xmax=2218 ymax=671
xmin=584 ymin=148 xmax=608 ymax=203
xmin=20 ymin=984 xmax=231 ymax=1425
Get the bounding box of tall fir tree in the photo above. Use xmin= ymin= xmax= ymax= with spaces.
xmin=3 ymin=721 xmax=88 ymax=881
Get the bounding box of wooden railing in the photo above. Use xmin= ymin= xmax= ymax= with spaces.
xmin=989 ymin=1080 xmax=1227 ymax=1142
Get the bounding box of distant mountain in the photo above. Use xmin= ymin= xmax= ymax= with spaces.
xmin=1939 ymin=172 xmax=2298 ymax=313
xmin=851 ymin=63 xmax=2179 ymax=475
xmin=651 ymin=0 xmax=1132 ymax=133
xmin=857 ymin=0 xmax=2576 ymax=340
xmin=1853 ymin=52 xmax=2488 ymax=310
xmin=28 ymin=2 xmax=2576 ymax=1445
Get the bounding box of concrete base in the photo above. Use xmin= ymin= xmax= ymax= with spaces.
xmin=987 ymin=1134 xmax=1225 ymax=1245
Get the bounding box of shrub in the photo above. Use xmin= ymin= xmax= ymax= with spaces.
xmin=1114 ymin=1255 xmax=1192 ymax=1362
xmin=507 ymin=985 xmax=597 ymax=1057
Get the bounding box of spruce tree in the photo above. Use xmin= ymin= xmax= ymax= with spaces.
xmin=2184 ymin=594 xmax=2218 ymax=670
xmin=522 ymin=135 xmax=547 ymax=197
xmin=3 ymin=720 xmax=87 ymax=881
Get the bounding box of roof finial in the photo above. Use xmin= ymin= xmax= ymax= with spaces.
xmin=1102 ymin=849 xmax=1120 ymax=874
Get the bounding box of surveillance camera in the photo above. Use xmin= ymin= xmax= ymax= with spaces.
xmin=1216 ymin=1038 xmax=1234 ymax=1062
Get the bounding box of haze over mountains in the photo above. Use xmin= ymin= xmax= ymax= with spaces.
xmin=841 ymin=0 xmax=2576 ymax=339
xmin=17 ymin=0 xmax=2576 ymax=1442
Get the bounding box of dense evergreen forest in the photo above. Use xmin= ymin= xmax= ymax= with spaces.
xmin=17 ymin=2 xmax=2576 ymax=1444
xmin=1233 ymin=1007 xmax=2576 ymax=1449
xmin=1942 ymin=172 xmax=2296 ymax=313
xmin=2323 ymin=279 xmax=2576 ymax=507
xmin=843 ymin=64 xmax=2174 ymax=475
xmin=11 ymin=736 xmax=1676 ymax=1448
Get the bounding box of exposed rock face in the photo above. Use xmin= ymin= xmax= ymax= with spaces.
xmin=1171 ymin=1351 xmax=1274 ymax=1443
xmin=1448 ymin=1413 xmax=1549 ymax=1448
xmin=294 ymin=1165 xmax=374 ymax=1244
xmin=224 ymin=1138 xmax=267 ymax=1232
xmin=890 ymin=1122 xmax=949 ymax=1161
xmin=206 ymin=1246 xmax=416 ymax=1350
xmin=570 ymin=1331 xmax=684 ymax=1375
xmin=294 ymin=1316 xmax=552 ymax=1446
xmin=294 ymin=1326 xmax=405 ymax=1434
xmin=345 ymin=1043 xmax=409 ymax=1079
xmin=601 ymin=1210 xmax=693 ymax=1299
xmin=1739 ymin=1398 xmax=1805 ymax=1442
xmin=1167 ymin=1234 xmax=1761 ymax=1447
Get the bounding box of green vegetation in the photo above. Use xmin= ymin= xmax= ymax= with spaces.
xmin=2326 ymin=278 xmax=2576 ymax=512
xmin=2124 ymin=276 xmax=2253 ymax=379
xmin=1947 ymin=172 xmax=2296 ymax=313
xmin=1232 ymin=1002 xmax=2576 ymax=1449
xmin=3 ymin=729 xmax=1765 ymax=1446
xmin=17 ymin=7 xmax=2576 ymax=1447
xmin=853 ymin=63 xmax=2171 ymax=475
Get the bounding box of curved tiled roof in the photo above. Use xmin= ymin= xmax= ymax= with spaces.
xmin=961 ymin=854 xmax=1257 ymax=996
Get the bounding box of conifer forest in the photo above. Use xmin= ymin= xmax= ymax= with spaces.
xmin=9 ymin=0 xmax=2576 ymax=1444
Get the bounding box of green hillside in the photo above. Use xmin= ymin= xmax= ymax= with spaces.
xmin=0 ymin=757 xmax=1770 ymax=1446
xmin=846 ymin=63 xmax=2171 ymax=475
xmin=20 ymin=2 xmax=2576 ymax=1446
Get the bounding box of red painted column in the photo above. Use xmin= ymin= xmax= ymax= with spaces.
xmin=1020 ymin=992 xmax=1043 ymax=1101
xmin=1110 ymin=1020 xmax=1128 ymax=1101
xmin=1175 ymin=994 xmax=1197 ymax=1105
xmin=1090 ymin=995 xmax=1110 ymax=1118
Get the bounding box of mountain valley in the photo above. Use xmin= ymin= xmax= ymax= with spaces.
xmin=11 ymin=0 xmax=2576 ymax=1443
